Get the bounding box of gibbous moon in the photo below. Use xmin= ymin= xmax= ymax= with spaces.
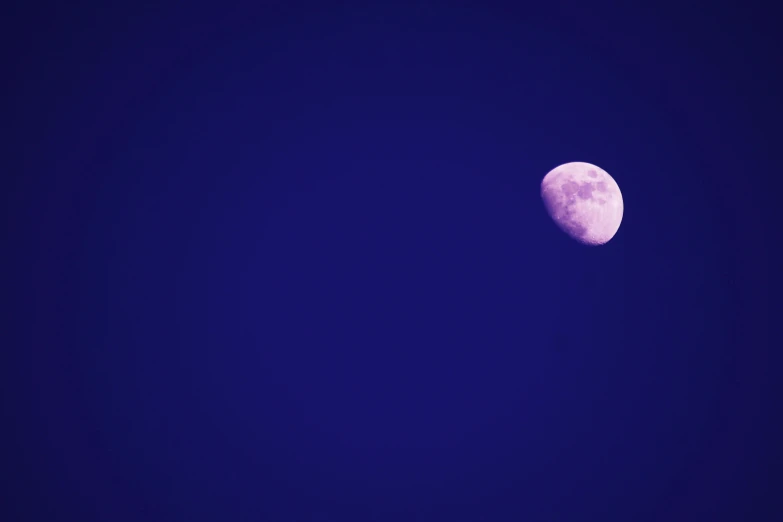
xmin=540 ymin=162 xmax=623 ymax=245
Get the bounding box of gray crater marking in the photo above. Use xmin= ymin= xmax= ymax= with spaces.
xmin=577 ymin=182 xmax=594 ymax=200
xmin=561 ymin=181 xmax=579 ymax=196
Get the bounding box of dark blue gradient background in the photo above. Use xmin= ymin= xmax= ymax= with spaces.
xmin=5 ymin=1 xmax=779 ymax=521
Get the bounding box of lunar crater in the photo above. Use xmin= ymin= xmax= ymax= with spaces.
xmin=561 ymin=181 xmax=579 ymax=196
xmin=577 ymin=183 xmax=594 ymax=200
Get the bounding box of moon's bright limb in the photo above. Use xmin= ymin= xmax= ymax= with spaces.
xmin=540 ymin=162 xmax=623 ymax=245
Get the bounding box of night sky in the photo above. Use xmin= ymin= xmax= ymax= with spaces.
xmin=6 ymin=1 xmax=779 ymax=521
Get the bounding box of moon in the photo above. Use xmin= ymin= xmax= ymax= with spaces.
xmin=540 ymin=162 xmax=623 ymax=245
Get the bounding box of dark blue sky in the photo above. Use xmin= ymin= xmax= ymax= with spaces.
xmin=6 ymin=1 xmax=779 ymax=521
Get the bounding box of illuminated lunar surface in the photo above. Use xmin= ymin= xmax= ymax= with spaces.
xmin=540 ymin=162 xmax=623 ymax=245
